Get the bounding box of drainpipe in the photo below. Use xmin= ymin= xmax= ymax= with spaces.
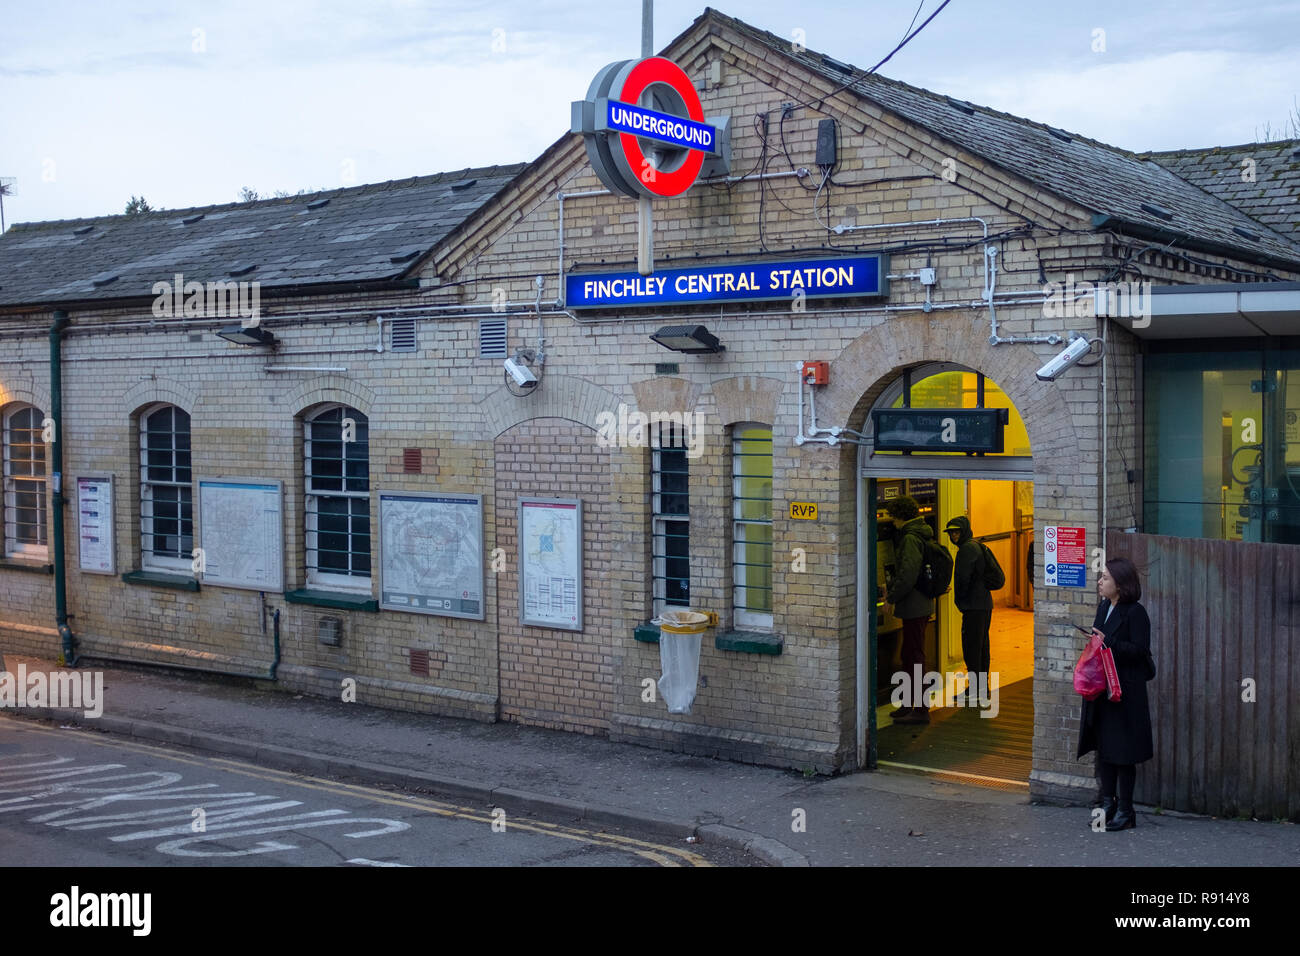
xmin=49 ymin=309 xmax=77 ymax=666
xmin=270 ymin=608 xmax=281 ymax=680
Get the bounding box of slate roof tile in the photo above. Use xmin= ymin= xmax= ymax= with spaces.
xmin=1143 ymin=141 xmax=1300 ymax=243
xmin=0 ymin=163 xmax=526 ymax=307
xmin=706 ymin=8 xmax=1300 ymax=268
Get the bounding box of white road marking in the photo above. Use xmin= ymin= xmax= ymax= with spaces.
xmin=0 ymin=741 xmax=409 ymax=859
xmin=346 ymin=858 xmax=410 ymax=867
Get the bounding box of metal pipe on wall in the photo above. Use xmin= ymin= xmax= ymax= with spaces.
xmin=48 ymin=309 xmax=77 ymax=666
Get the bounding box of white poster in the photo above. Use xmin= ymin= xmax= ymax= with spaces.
xmin=76 ymin=475 xmax=115 ymax=574
xmin=379 ymin=492 xmax=484 ymax=619
xmin=519 ymin=497 xmax=582 ymax=630
xmin=197 ymin=478 xmax=284 ymax=591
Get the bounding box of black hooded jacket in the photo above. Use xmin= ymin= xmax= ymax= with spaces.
xmin=946 ymin=516 xmax=994 ymax=612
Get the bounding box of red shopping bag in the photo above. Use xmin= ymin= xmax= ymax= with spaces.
xmin=1099 ymin=643 xmax=1122 ymax=702
xmin=1073 ymin=635 xmax=1107 ymax=700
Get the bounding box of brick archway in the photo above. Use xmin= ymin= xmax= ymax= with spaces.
xmin=493 ymin=416 xmax=614 ymax=734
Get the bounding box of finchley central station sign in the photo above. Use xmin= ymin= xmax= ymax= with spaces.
xmin=565 ymin=255 xmax=889 ymax=308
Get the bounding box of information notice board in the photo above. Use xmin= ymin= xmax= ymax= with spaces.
xmin=518 ymin=497 xmax=582 ymax=631
xmin=379 ymin=491 xmax=485 ymax=619
xmin=197 ymin=478 xmax=284 ymax=591
xmin=76 ymin=475 xmax=115 ymax=574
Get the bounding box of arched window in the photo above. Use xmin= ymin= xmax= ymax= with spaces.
xmin=304 ymin=405 xmax=370 ymax=589
xmin=3 ymin=404 xmax=48 ymax=560
xmin=732 ymin=422 xmax=773 ymax=628
xmin=140 ymin=404 xmax=193 ymax=571
xmin=651 ymin=421 xmax=690 ymax=616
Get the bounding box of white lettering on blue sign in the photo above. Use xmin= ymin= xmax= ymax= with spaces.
xmin=606 ymin=102 xmax=714 ymax=151
xmin=566 ymin=256 xmax=884 ymax=309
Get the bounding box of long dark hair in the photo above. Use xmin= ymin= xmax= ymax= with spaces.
xmin=1106 ymin=556 xmax=1142 ymax=603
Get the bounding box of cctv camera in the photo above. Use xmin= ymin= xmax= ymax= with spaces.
xmin=1035 ymin=335 xmax=1093 ymax=382
xmin=504 ymin=356 xmax=538 ymax=388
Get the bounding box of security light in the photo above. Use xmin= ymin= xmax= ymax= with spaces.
xmin=216 ymin=325 xmax=277 ymax=347
xmin=649 ymin=324 xmax=725 ymax=354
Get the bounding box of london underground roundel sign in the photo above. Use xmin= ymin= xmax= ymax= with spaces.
xmin=571 ymin=57 xmax=716 ymax=200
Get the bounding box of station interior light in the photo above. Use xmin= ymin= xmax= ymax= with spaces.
xmin=649 ymin=324 xmax=724 ymax=354
xmin=216 ymin=325 xmax=277 ymax=347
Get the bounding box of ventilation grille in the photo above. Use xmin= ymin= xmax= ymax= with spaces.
xmin=409 ymin=648 xmax=430 ymax=676
xmin=479 ymin=318 xmax=507 ymax=357
xmin=317 ymin=616 xmax=343 ymax=647
xmin=403 ymin=448 xmax=422 ymax=473
xmin=390 ymin=318 xmax=417 ymax=352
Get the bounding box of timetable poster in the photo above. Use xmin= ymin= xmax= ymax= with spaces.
xmin=76 ymin=476 xmax=115 ymax=574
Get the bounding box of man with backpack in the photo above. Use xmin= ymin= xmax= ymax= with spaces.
xmin=944 ymin=515 xmax=1004 ymax=705
xmin=883 ymin=496 xmax=949 ymax=725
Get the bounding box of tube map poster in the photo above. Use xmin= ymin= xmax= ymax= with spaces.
xmin=379 ymin=492 xmax=484 ymax=619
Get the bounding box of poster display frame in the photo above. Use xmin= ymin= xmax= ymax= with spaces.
xmin=195 ymin=476 xmax=285 ymax=592
xmin=518 ymin=497 xmax=583 ymax=632
xmin=378 ymin=490 xmax=486 ymax=619
xmin=75 ymin=474 xmax=116 ymax=575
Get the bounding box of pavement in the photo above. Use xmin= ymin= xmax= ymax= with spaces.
xmin=2 ymin=652 xmax=1298 ymax=867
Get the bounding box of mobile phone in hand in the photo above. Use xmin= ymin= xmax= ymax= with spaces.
xmin=1073 ymin=624 xmax=1094 ymax=635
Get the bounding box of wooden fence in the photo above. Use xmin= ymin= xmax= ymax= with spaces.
xmin=1124 ymin=533 xmax=1299 ymax=820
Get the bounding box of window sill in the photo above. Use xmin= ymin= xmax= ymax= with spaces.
xmin=285 ymin=588 xmax=378 ymax=612
xmin=716 ymin=630 xmax=783 ymax=655
xmin=122 ymin=570 xmax=200 ymax=592
xmin=0 ymin=558 xmax=54 ymax=575
xmin=634 ymin=623 xmax=784 ymax=656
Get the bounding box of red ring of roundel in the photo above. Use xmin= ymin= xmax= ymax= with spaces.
xmin=614 ymin=57 xmax=707 ymax=198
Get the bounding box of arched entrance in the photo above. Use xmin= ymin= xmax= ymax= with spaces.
xmin=854 ymin=363 xmax=1035 ymax=788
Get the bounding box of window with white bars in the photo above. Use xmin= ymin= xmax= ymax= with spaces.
xmin=140 ymin=404 xmax=193 ymax=572
xmin=732 ymin=423 xmax=773 ymax=629
xmin=389 ymin=318 xmax=417 ymax=352
xmin=3 ymin=404 xmax=48 ymax=560
xmin=305 ymin=405 xmax=371 ymax=591
xmin=479 ymin=317 xmax=507 ymax=357
xmin=651 ymin=422 xmax=689 ymax=617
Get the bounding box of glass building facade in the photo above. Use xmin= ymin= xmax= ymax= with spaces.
xmin=1144 ymin=338 xmax=1300 ymax=544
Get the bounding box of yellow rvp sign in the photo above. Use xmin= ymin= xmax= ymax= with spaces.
xmin=789 ymin=501 xmax=818 ymax=520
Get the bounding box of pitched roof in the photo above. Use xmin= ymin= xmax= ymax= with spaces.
xmin=701 ymin=8 xmax=1300 ymax=269
xmin=0 ymin=164 xmax=527 ymax=308
xmin=1143 ymin=140 xmax=1300 ymax=242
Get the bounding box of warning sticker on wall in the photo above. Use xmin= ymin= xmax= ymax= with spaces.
xmin=1043 ymin=525 xmax=1086 ymax=587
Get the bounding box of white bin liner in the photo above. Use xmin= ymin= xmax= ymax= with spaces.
xmin=657 ymin=632 xmax=703 ymax=714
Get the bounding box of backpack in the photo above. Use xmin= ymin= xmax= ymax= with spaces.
xmin=908 ymin=531 xmax=953 ymax=599
xmin=979 ymin=542 xmax=1006 ymax=591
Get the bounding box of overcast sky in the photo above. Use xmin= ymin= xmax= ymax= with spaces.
xmin=2 ymin=0 xmax=1298 ymax=226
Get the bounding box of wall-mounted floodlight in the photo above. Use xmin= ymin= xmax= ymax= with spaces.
xmin=649 ymin=324 xmax=724 ymax=354
xmin=216 ymin=325 xmax=277 ymax=347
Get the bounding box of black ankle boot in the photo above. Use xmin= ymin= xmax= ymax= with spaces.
xmin=1101 ymin=797 xmax=1117 ymax=825
xmin=1108 ymin=799 xmax=1136 ymax=831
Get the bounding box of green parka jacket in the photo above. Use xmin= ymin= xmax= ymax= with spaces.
xmin=886 ymin=517 xmax=937 ymax=621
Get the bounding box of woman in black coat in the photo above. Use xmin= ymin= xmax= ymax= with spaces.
xmin=1076 ymin=555 xmax=1153 ymax=831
